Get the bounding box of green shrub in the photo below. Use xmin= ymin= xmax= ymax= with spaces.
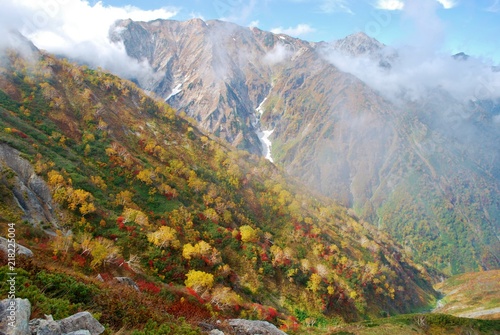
xmin=0 ymin=266 xmax=80 ymax=319
xmin=131 ymin=320 xmax=200 ymax=335
xmin=34 ymin=271 xmax=97 ymax=304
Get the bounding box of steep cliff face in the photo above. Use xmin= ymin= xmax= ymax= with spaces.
xmin=0 ymin=144 xmax=58 ymax=226
xmin=111 ymin=19 xmax=319 ymax=154
xmin=112 ymin=19 xmax=500 ymax=273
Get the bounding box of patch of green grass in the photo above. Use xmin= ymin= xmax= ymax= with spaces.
xmin=0 ymin=266 xmax=84 ymax=319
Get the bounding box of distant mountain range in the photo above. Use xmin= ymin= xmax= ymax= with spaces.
xmin=112 ymin=18 xmax=500 ymax=274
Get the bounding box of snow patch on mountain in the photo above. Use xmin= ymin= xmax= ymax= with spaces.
xmin=165 ymin=83 xmax=182 ymax=101
xmin=254 ymin=97 xmax=274 ymax=162
xmin=256 ymin=129 xmax=275 ymax=163
xmin=256 ymin=97 xmax=267 ymax=116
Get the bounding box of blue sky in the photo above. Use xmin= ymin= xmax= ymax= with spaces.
xmin=0 ymin=0 xmax=498 ymax=63
xmin=92 ymin=0 xmax=500 ymax=62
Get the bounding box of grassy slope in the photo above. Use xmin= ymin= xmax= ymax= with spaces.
xmin=434 ymin=270 xmax=500 ymax=320
xmin=324 ymin=314 xmax=500 ymax=335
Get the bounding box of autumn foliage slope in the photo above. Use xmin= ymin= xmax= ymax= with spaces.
xmin=0 ymin=47 xmax=438 ymax=332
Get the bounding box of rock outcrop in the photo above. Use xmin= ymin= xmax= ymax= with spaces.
xmin=0 ymin=238 xmax=33 ymax=258
xmin=204 ymin=319 xmax=288 ymax=335
xmin=0 ymin=144 xmax=57 ymax=227
xmin=0 ymin=298 xmax=31 ymax=335
xmin=57 ymin=312 xmax=105 ymax=335
xmin=228 ymin=319 xmax=288 ymax=335
xmin=0 ymin=299 xmax=104 ymax=335
xmin=29 ymin=316 xmax=61 ymax=335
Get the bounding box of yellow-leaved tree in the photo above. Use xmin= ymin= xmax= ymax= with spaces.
xmin=147 ymin=226 xmax=180 ymax=249
xmin=187 ymin=170 xmax=207 ymax=193
xmin=210 ymin=286 xmax=243 ymax=310
xmin=122 ymin=207 xmax=149 ymax=226
xmin=307 ymin=273 xmax=323 ymax=293
xmin=240 ymin=225 xmax=258 ymax=243
xmin=114 ymin=190 xmax=134 ymax=207
xmin=89 ymin=237 xmax=120 ymax=269
xmin=73 ymin=232 xmax=93 ymax=255
xmin=67 ymin=188 xmax=96 ymax=215
xmin=182 ymin=240 xmax=214 ymax=260
xmin=185 ymin=270 xmax=214 ymax=294
xmin=90 ymin=175 xmax=107 ymax=190
xmin=136 ymin=168 xmax=155 ymax=185
xmin=46 ymin=170 xmax=96 ymax=216
xmin=51 ymin=230 xmax=73 ymax=256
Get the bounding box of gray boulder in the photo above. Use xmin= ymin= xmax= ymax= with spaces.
xmin=57 ymin=312 xmax=104 ymax=335
xmin=63 ymin=331 xmax=91 ymax=335
xmin=0 ymin=238 xmax=34 ymax=258
xmin=0 ymin=298 xmax=31 ymax=335
xmin=209 ymin=330 xmax=225 ymax=335
xmin=29 ymin=316 xmax=61 ymax=335
xmin=228 ymin=319 xmax=288 ymax=335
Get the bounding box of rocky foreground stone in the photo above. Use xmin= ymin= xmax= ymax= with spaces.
xmin=0 ymin=298 xmax=288 ymax=335
xmin=226 ymin=319 xmax=288 ymax=335
xmin=0 ymin=299 xmax=104 ymax=335
xmin=200 ymin=319 xmax=288 ymax=335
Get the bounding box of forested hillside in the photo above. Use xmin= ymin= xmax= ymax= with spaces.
xmin=0 ymin=45 xmax=439 ymax=333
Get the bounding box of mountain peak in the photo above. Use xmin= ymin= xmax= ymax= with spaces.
xmin=452 ymin=52 xmax=469 ymax=61
xmin=186 ymin=17 xmax=208 ymax=28
xmin=333 ymin=31 xmax=385 ymax=56
xmin=349 ymin=31 xmax=375 ymax=40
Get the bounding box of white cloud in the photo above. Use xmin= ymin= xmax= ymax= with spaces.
xmin=494 ymin=114 xmax=500 ymax=124
xmin=0 ymin=0 xmax=178 ymax=86
xmin=375 ymin=0 xmax=405 ymax=10
xmin=324 ymin=46 xmax=500 ymax=102
xmin=189 ymin=12 xmax=205 ymax=20
xmin=323 ymin=0 xmax=497 ymax=102
xmin=374 ymin=0 xmax=457 ymax=11
xmin=402 ymin=0 xmax=445 ymax=51
xmin=263 ymin=44 xmax=294 ymax=65
xmin=271 ymin=24 xmax=316 ymax=37
xmin=248 ymin=20 xmax=260 ymax=28
xmin=436 ymin=0 xmax=457 ymax=9
xmin=319 ymin=0 xmax=354 ymax=13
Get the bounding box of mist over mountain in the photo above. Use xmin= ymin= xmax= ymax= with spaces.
xmin=0 ymin=0 xmax=177 ymax=89
xmin=110 ymin=18 xmax=500 ymax=274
